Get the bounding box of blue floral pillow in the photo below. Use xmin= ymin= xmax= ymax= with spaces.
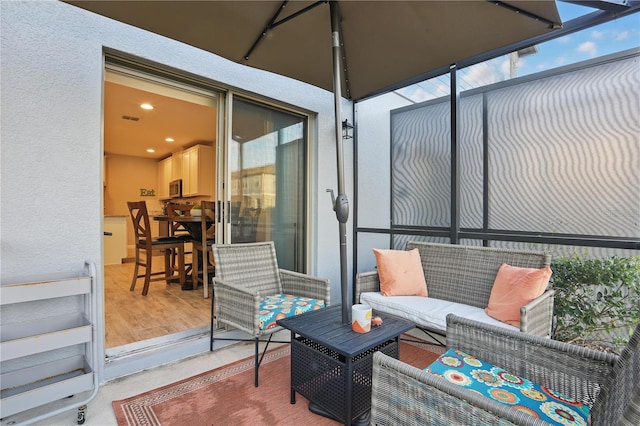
xmin=259 ymin=294 xmax=325 ymax=330
xmin=425 ymin=348 xmax=590 ymax=426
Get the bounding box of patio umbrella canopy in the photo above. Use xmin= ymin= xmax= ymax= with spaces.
xmin=66 ymin=0 xmax=562 ymax=324
xmin=67 ymin=1 xmax=561 ymax=101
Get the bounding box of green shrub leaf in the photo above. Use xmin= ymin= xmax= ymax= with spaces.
xmin=551 ymin=255 xmax=640 ymax=351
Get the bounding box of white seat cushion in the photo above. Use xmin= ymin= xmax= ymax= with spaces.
xmin=360 ymin=292 xmax=518 ymax=334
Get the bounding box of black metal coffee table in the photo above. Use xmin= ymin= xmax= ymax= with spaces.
xmin=277 ymin=305 xmax=414 ymax=425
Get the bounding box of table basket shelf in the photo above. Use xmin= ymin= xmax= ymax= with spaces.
xmin=291 ymin=335 xmax=399 ymax=422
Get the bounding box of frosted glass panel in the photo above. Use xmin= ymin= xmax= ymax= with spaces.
xmin=389 ymin=94 xmax=484 ymax=229
xmin=391 ymin=101 xmax=450 ymax=227
xmin=388 ymin=51 xmax=640 ymax=240
xmin=487 ymin=55 xmax=640 ymax=237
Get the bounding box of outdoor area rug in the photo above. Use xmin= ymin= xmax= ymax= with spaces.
xmin=112 ymin=335 xmax=444 ymax=426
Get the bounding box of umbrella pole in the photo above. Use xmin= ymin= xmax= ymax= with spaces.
xmin=330 ymin=2 xmax=350 ymax=325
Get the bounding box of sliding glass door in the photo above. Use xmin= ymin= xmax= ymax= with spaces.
xmin=227 ymin=97 xmax=307 ymax=271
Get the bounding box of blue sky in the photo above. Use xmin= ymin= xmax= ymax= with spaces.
xmin=399 ymin=2 xmax=639 ymax=102
xmin=517 ymin=2 xmax=640 ymax=76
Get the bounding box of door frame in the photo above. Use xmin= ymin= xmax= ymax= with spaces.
xmin=101 ymin=53 xmax=318 ymax=380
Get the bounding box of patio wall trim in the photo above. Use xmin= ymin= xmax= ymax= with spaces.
xmin=357 ymin=228 xmax=640 ymax=251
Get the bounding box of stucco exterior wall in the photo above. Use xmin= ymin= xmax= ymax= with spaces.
xmin=355 ymin=93 xmax=411 ymax=272
xmin=1 ymin=0 xmax=352 ymax=380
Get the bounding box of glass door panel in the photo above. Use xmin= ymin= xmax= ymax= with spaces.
xmin=228 ymin=98 xmax=306 ymax=271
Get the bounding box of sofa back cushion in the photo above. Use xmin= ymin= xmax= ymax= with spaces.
xmin=405 ymin=242 xmax=550 ymax=309
xmin=373 ymin=248 xmax=428 ymax=296
xmin=485 ymin=264 xmax=552 ymax=326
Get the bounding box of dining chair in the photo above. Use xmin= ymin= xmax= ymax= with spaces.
xmin=127 ymin=201 xmax=186 ymax=295
xmin=166 ymin=203 xmax=194 ymax=240
xmin=166 ymin=203 xmax=194 ymax=281
xmin=192 ymin=200 xmax=216 ymax=298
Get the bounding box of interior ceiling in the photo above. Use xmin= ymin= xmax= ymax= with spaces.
xmin=104 ymin=81 xmax=217 ymax=160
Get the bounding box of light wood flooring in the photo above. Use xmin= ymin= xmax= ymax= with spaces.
xmin=104 ymin=258 xmax=212 ymax=348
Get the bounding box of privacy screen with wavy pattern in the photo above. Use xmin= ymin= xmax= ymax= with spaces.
xmin=390 ymin=50 xmax=639 ymax=241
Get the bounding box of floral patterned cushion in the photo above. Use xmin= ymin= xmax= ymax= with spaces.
xmin=425 ymin=348 xmax=591 ymax=426
xmin=259 ymin=294 xmax=325 ymax=330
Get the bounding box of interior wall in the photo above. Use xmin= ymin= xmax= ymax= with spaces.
xmin=105 ymin=154 xmax=161 ymax=216
xmin=105 ymin=154 xmax=162 ymax=248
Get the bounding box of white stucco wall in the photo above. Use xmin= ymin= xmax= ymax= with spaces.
xmin=1 ymin=0 xmax=352 ymax=380
xmin=355 ymin=93 xmax=411 ymax=272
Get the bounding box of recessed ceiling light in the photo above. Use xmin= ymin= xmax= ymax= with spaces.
xmin=165 ymin=138 xmax=174 ymax=142
xmin=146 ymin=148 xmax=155 ymax=153
xmin=140 ymin=103 xmax=154 ymax=110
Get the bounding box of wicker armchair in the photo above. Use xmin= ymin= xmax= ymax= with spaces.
xmin=210 ymin=241 xmax=330 ymax=387
xmin=372 ymin=314 xmax=640 ymax=425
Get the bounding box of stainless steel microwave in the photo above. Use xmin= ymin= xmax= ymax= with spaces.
xmin=169 ymin=179 xmax=182 ymax=198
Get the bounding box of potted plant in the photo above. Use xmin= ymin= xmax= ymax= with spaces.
xmin=191 ymin=203 xmax=202 ymax=216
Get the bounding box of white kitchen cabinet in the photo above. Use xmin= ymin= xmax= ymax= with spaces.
xmin=0 ymin=261 xmax=99 ymax=425
xmin=182 ymin=144 xmax=213 ymax=197
xmin=157 ymin=156 xmax=172 ymax=200
xmin=171 ymin=150 xmax=183 ymax=180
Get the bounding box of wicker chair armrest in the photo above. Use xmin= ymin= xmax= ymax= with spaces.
xmin=446 ymin=314 xmax=618 ymax=405
xmin=519 ymin=289 xmax=555 ymax=337
xmin=354 ymin=271 xmax=380 ymax=303
xmin=372 ymin=351 xmax=543 ymax=426
xmin=213 ymin=277 xmax=261 ymax=336
xmin=279 ymin=269 xmax=331 ymax=306
xmin=280 ymin=269 xmax=331 ymax=306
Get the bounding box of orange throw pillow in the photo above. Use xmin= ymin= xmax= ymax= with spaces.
xmin=485 ymin=263 xmax=552 ymax=327
xmin=373 ymin=248 xmax=428 ymax=297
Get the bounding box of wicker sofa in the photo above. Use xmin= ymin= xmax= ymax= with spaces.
xmin=371 ymin=314 xmax=640 ymax=426
xmin=355 ymin=241 xmax=554 ymax=338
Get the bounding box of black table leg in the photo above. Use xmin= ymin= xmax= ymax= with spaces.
xmin=290 ymin=331 xmax=296 ymax=404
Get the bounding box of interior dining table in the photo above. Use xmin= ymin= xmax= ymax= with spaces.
xmin=155 ymin=214 xmax=207 ymax=238
xmin=153 ymin=214 xmax=212 ymax=290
